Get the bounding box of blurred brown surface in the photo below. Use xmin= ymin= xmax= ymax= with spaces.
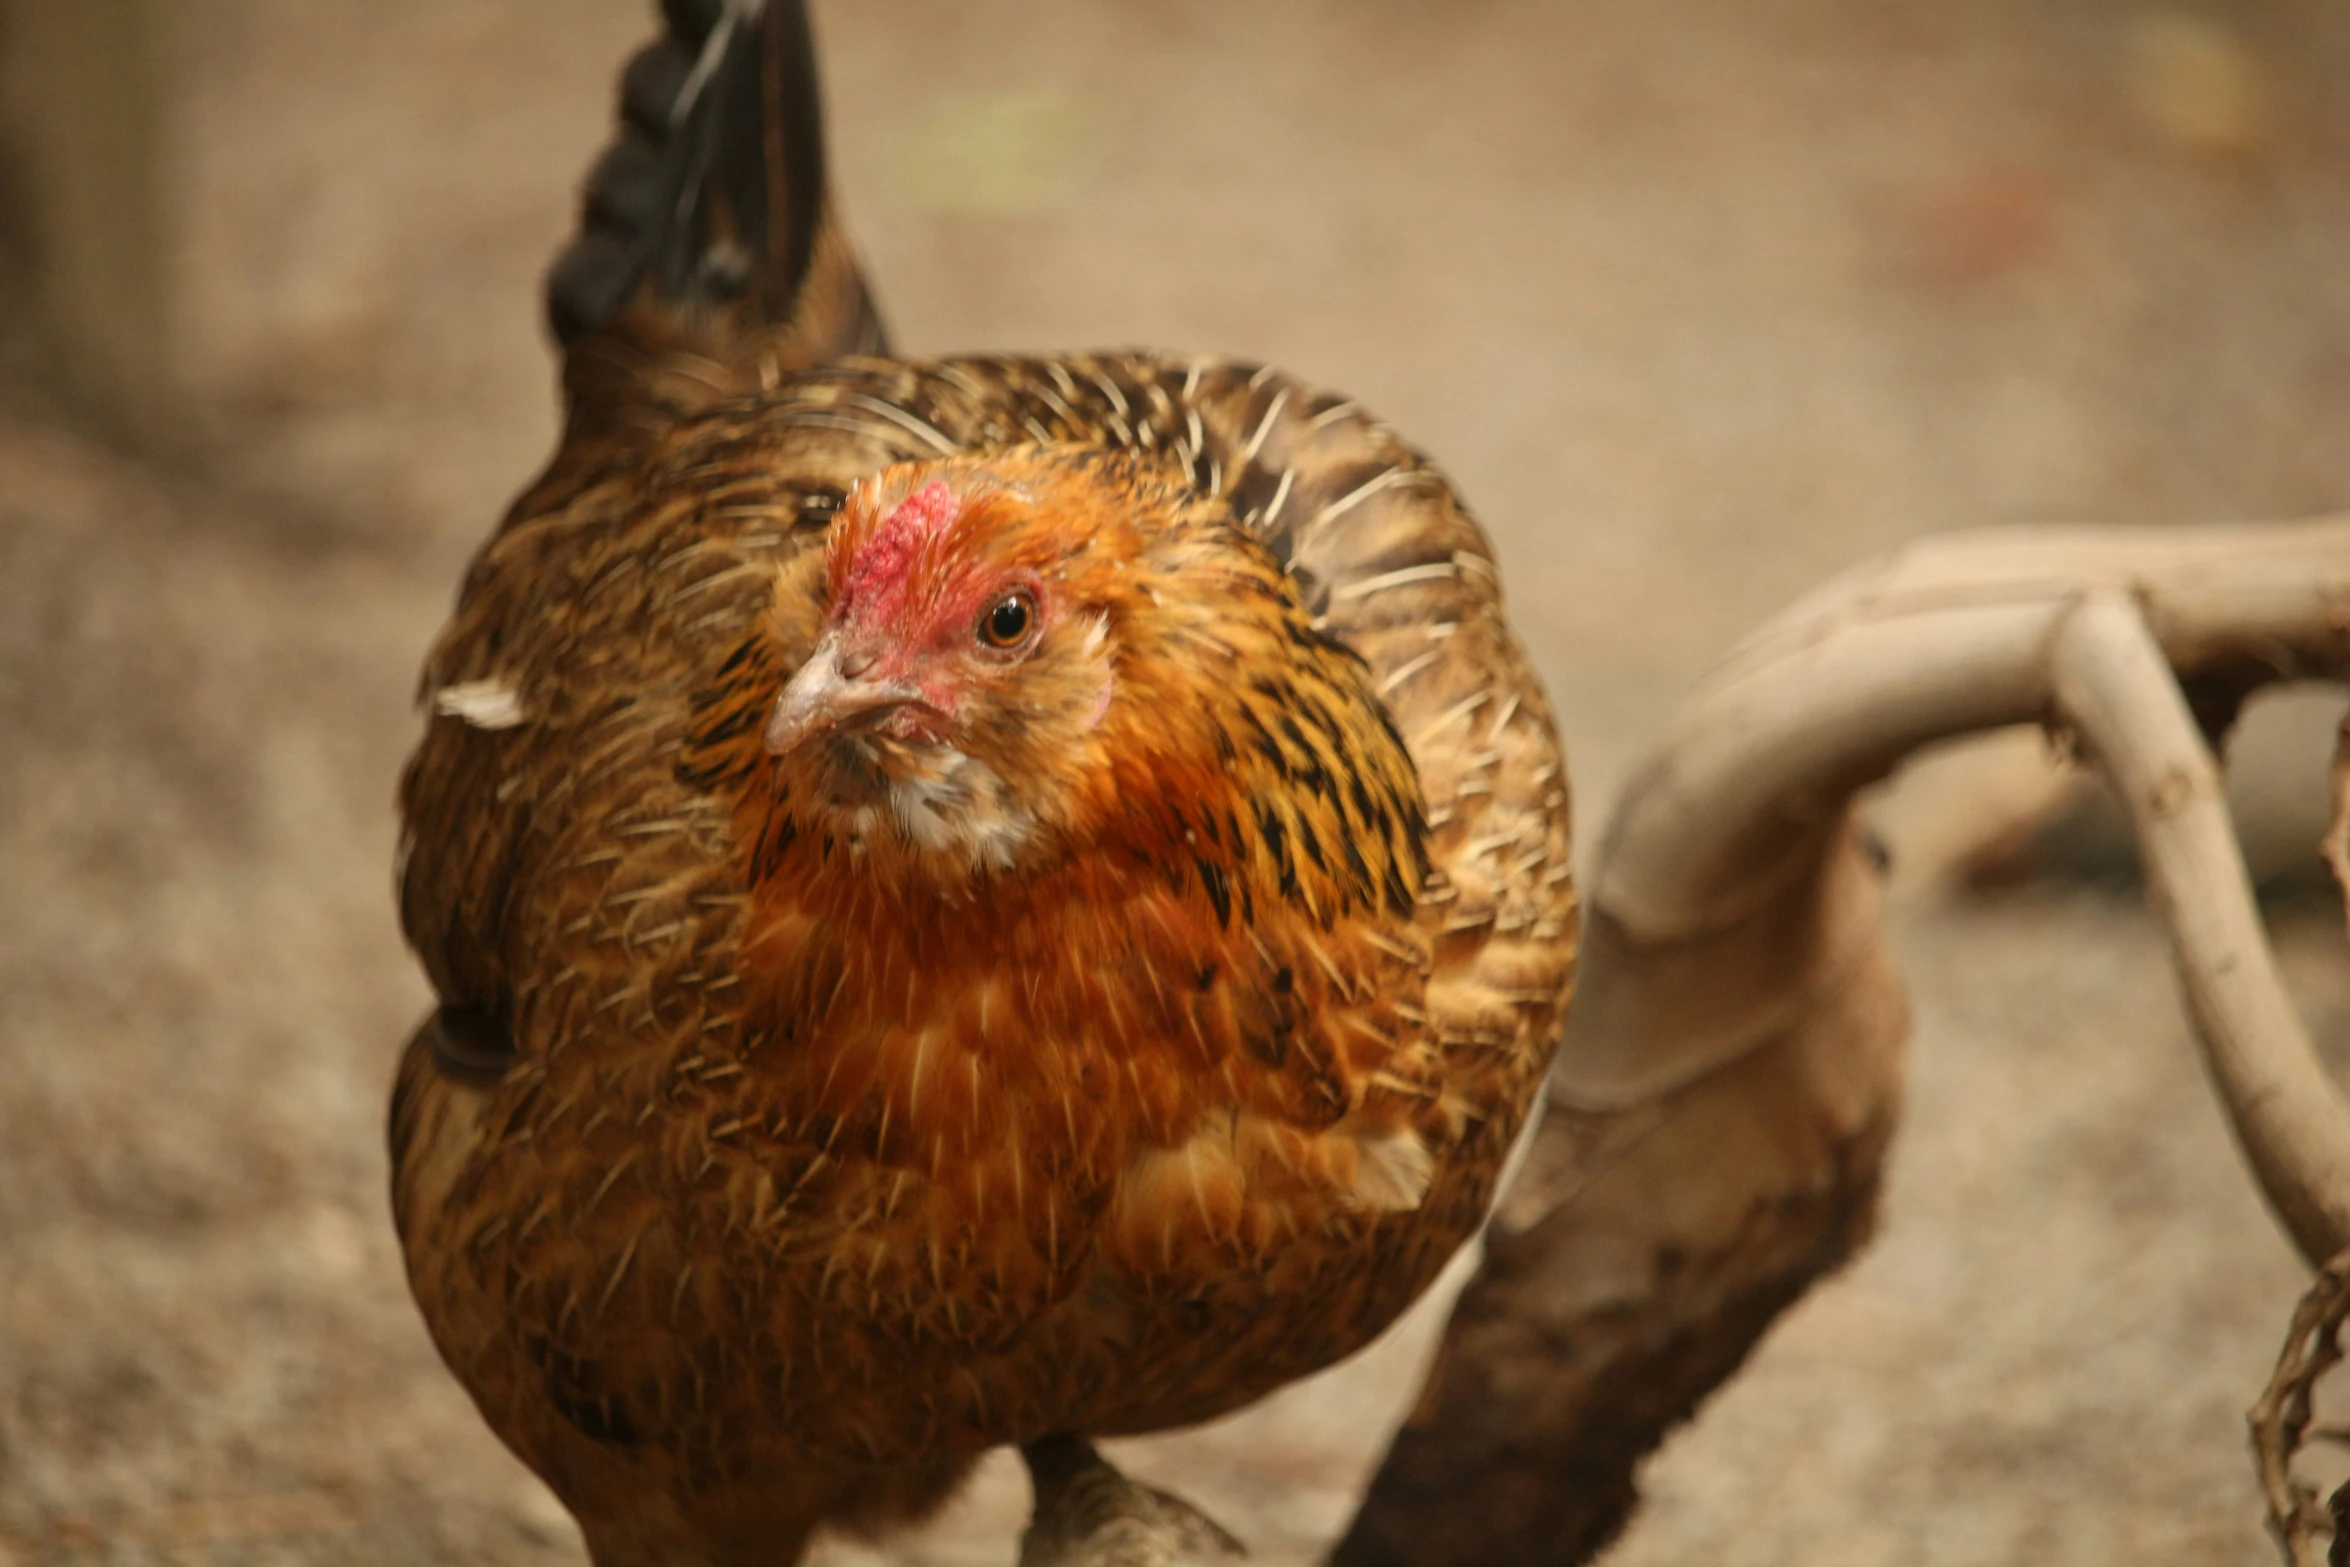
xmin=2 ymin=1 xmax=2348 ymax=1563
xmin=0 ymin=0 xmax=172 ymax=436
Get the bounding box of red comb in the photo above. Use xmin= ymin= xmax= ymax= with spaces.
xmin=840 ymin=479 xmax=962 ymax=616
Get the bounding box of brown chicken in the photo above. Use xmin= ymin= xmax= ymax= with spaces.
xmin=389 ymin=2 xmax=1577 ymax=1562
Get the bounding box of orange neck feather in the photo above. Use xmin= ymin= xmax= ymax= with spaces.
xmin=675 ymin=447 xmax=1429 ymax=1197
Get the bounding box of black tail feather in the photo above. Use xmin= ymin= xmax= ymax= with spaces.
xmin=547 ymin=0 xmax=884 ymax=370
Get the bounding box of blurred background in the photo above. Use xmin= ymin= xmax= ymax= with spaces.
xmin=1 ymin=1 xmax=2347 ymax=1563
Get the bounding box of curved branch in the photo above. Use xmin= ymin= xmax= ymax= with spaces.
xmin=1566 ymin=517 xmax=2350 ymax=1248
xmin=1570 ymin=515 xmax=2350 ymax=1108
xmin=2051 ymin=594 xmax=2350 ymax=1262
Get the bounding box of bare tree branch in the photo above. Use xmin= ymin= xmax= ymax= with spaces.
xmin=2052 ymin=593 xmax=2350 ymax=1262
xmin=2250 ymin=1250 xmax=2350 ymax=1567
xmin=2258 ymin=712 xmax=2350 ymax=1567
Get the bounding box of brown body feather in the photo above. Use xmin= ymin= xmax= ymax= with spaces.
xmin=390 ymin=8 xmax=1573 ymax=1565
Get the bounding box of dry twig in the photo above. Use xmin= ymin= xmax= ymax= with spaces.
xmin=2256 ymin=711 xmax=2350 ymax=1567
xmin=2053 ymin=592 xmax=2350 ymax=1261
xmin=2251 ymin=1251 xmax=2350 ymax=1567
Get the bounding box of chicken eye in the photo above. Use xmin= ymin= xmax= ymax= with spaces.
xmin=978 ymin=591 xmax=1037 ymax=649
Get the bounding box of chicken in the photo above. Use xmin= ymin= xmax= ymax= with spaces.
xmin=388 ymin=2 xmax=1577 ymax=1563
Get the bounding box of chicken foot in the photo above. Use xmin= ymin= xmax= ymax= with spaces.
xmin=1017 ymin=1437 xmax=1245 ymax=1567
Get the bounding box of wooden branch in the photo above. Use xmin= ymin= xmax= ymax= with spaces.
xmin=2253 ymin=713 xmax=2350 ymax=1567
xmin=1332 ymin=514 xmax=2350 ymax=1567
xmin=2051 ymin=593 xmax=2350 ymax=1262
xmin=2250 ymin=1249 xmax=2350 ymax=1567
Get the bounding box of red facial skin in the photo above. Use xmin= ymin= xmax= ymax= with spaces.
xmin=812 ymin=479 xmax=1053 ymax=748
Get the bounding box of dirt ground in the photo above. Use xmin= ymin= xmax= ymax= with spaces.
xmin=3 ymin=1 xmax=2349 ymax=1563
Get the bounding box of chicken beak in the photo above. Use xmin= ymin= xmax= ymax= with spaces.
xmin=764 ymin=637 xmax=921 ymax=756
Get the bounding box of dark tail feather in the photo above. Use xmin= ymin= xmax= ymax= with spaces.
xmin=545 ymin=0 xmax=886 ymax=438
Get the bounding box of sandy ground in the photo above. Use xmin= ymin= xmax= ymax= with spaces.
xmin=2 ymin=1 xmax=2349 ymax=1562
